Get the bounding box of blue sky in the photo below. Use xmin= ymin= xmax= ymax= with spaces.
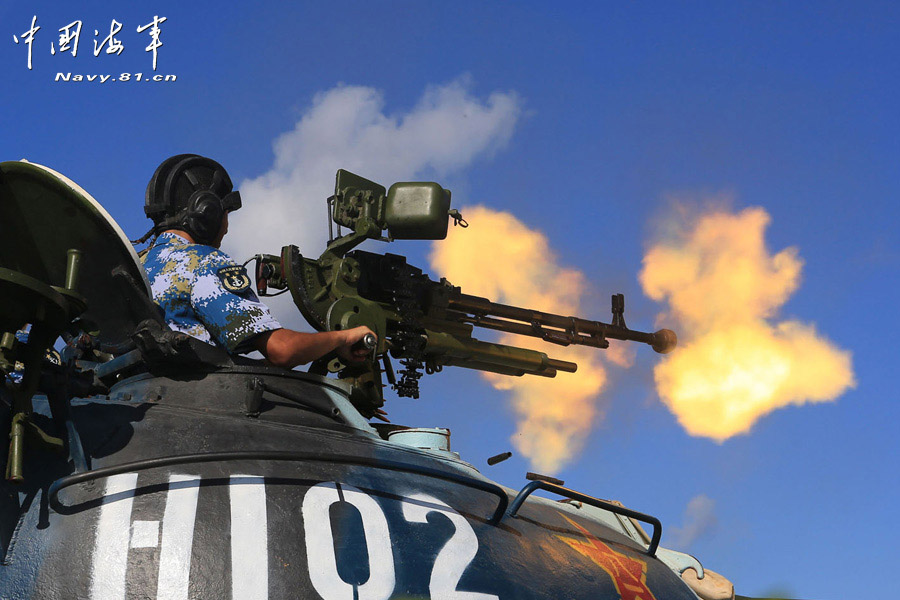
xmin=2 ymin=2 xmax=898 ymax=598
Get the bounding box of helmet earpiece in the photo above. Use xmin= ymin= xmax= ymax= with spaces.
xmin=183 ymin=189 xmax=226 ymax=246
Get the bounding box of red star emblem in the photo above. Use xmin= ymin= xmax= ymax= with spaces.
xmin=557 ymin=514 xmax=657 ymax=600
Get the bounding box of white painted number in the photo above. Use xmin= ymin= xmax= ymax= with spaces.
xmin=401 ymin=493 xmax=499 ymax=600
xmin=230 ymin=475 xmax=269 ymax=600
xmin=302 ymin=482 xmax=396 ymax=600
xmin=157 ymin=474 xmax=200 ymax=600
xmin=301 ymin=483 xmax=496 ymax=600
xmin=91 ymin=475 xmax=495 ymax=600
xmin=91 ymin=473 xmax=138 ymax=600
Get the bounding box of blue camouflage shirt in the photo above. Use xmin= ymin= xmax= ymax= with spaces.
xmin=141 ymin=232 xmax=282 ymax=353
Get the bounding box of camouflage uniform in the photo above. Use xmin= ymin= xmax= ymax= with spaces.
xmin=4 ymin=327 xmax=30 ymax=385
xmin=141 ymin=232 xmax=282 ymax=354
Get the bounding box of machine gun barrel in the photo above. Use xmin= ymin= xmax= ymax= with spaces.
xmin=424 ymin=331 xmax=577 ymax=377
xmin=447 ymin=293 xmax=677 ymax=354
xmin=254 ymin=168 xmax=679 ymax=411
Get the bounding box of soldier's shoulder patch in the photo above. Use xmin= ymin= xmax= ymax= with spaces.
xmin=44 ymin=349 xmax=62 ymax=366
xmin=217 ymin=265 xmax=252 ymax=294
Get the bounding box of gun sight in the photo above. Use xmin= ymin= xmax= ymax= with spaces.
xmin=330 ymin=169 xmax=454 ymax=244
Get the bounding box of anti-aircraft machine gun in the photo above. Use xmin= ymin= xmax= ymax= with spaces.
xmin=0 ymin=160 xmax=754 ymax=600
xmin=251 ymin=169 xmax=676 ymax=417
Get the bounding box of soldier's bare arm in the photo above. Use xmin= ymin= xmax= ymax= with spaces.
xmin=254 ymin=325 xmax=375 ymax=369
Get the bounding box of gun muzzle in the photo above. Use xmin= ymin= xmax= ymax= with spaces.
xmin=651 ymin=329 xmax=677 ymax=354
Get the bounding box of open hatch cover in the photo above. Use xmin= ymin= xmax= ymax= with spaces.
xmin=0 ymin=160 xmax=152 ymax=348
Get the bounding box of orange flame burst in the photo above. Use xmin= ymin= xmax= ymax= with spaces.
xmin=640 ymin=206 xmax=855 ymax=440
xmin=557 ymin=515 xmax=657 ymax=600
xmin=429 ymin=206 xmax=610 ymax=473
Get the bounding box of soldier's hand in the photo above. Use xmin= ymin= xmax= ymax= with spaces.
xmin=338 ymin=326 xmax=377 ymax=363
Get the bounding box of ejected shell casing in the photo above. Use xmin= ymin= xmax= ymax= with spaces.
xmin=487 ymin=451 xmax=512 ymax=466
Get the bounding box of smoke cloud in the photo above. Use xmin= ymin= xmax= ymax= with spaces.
xmin=668 ymin=494 xmax=718 ymax=549
xmin=224 ymin=77 xmax=522 ymax=326
xmin=430 ymin=206 xmax=609 ymax=473
xmin=640 ymin=206 xmax=855 ymax=441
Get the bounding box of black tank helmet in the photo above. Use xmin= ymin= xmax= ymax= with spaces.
xmin=144 ymin=154 xmax=242 ymax=246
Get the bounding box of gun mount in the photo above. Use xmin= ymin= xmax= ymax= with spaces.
xmin=252 ymin=169 xmax=677 ymax=416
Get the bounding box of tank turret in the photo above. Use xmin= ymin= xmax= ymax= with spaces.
xmin=0 ymin=160 xmax=754 ymax=600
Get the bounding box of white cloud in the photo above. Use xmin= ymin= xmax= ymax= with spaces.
xmin=668 ymin=494 xmax=718 ymax=549
xmin=223 ymin=77 xmax=522 ymax=327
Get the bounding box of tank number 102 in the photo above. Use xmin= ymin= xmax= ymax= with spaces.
xmin=303 ymin=481 xmax=500 ymax=600
xmin=88 ymin=474 xmax=499 ymax=600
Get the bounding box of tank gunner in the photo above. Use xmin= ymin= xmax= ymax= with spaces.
xmin=137 ymin=154 xmax=375 ymax=369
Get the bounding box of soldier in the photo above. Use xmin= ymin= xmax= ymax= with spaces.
xmin=138 ymin=154 xmax=374 ymax=368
